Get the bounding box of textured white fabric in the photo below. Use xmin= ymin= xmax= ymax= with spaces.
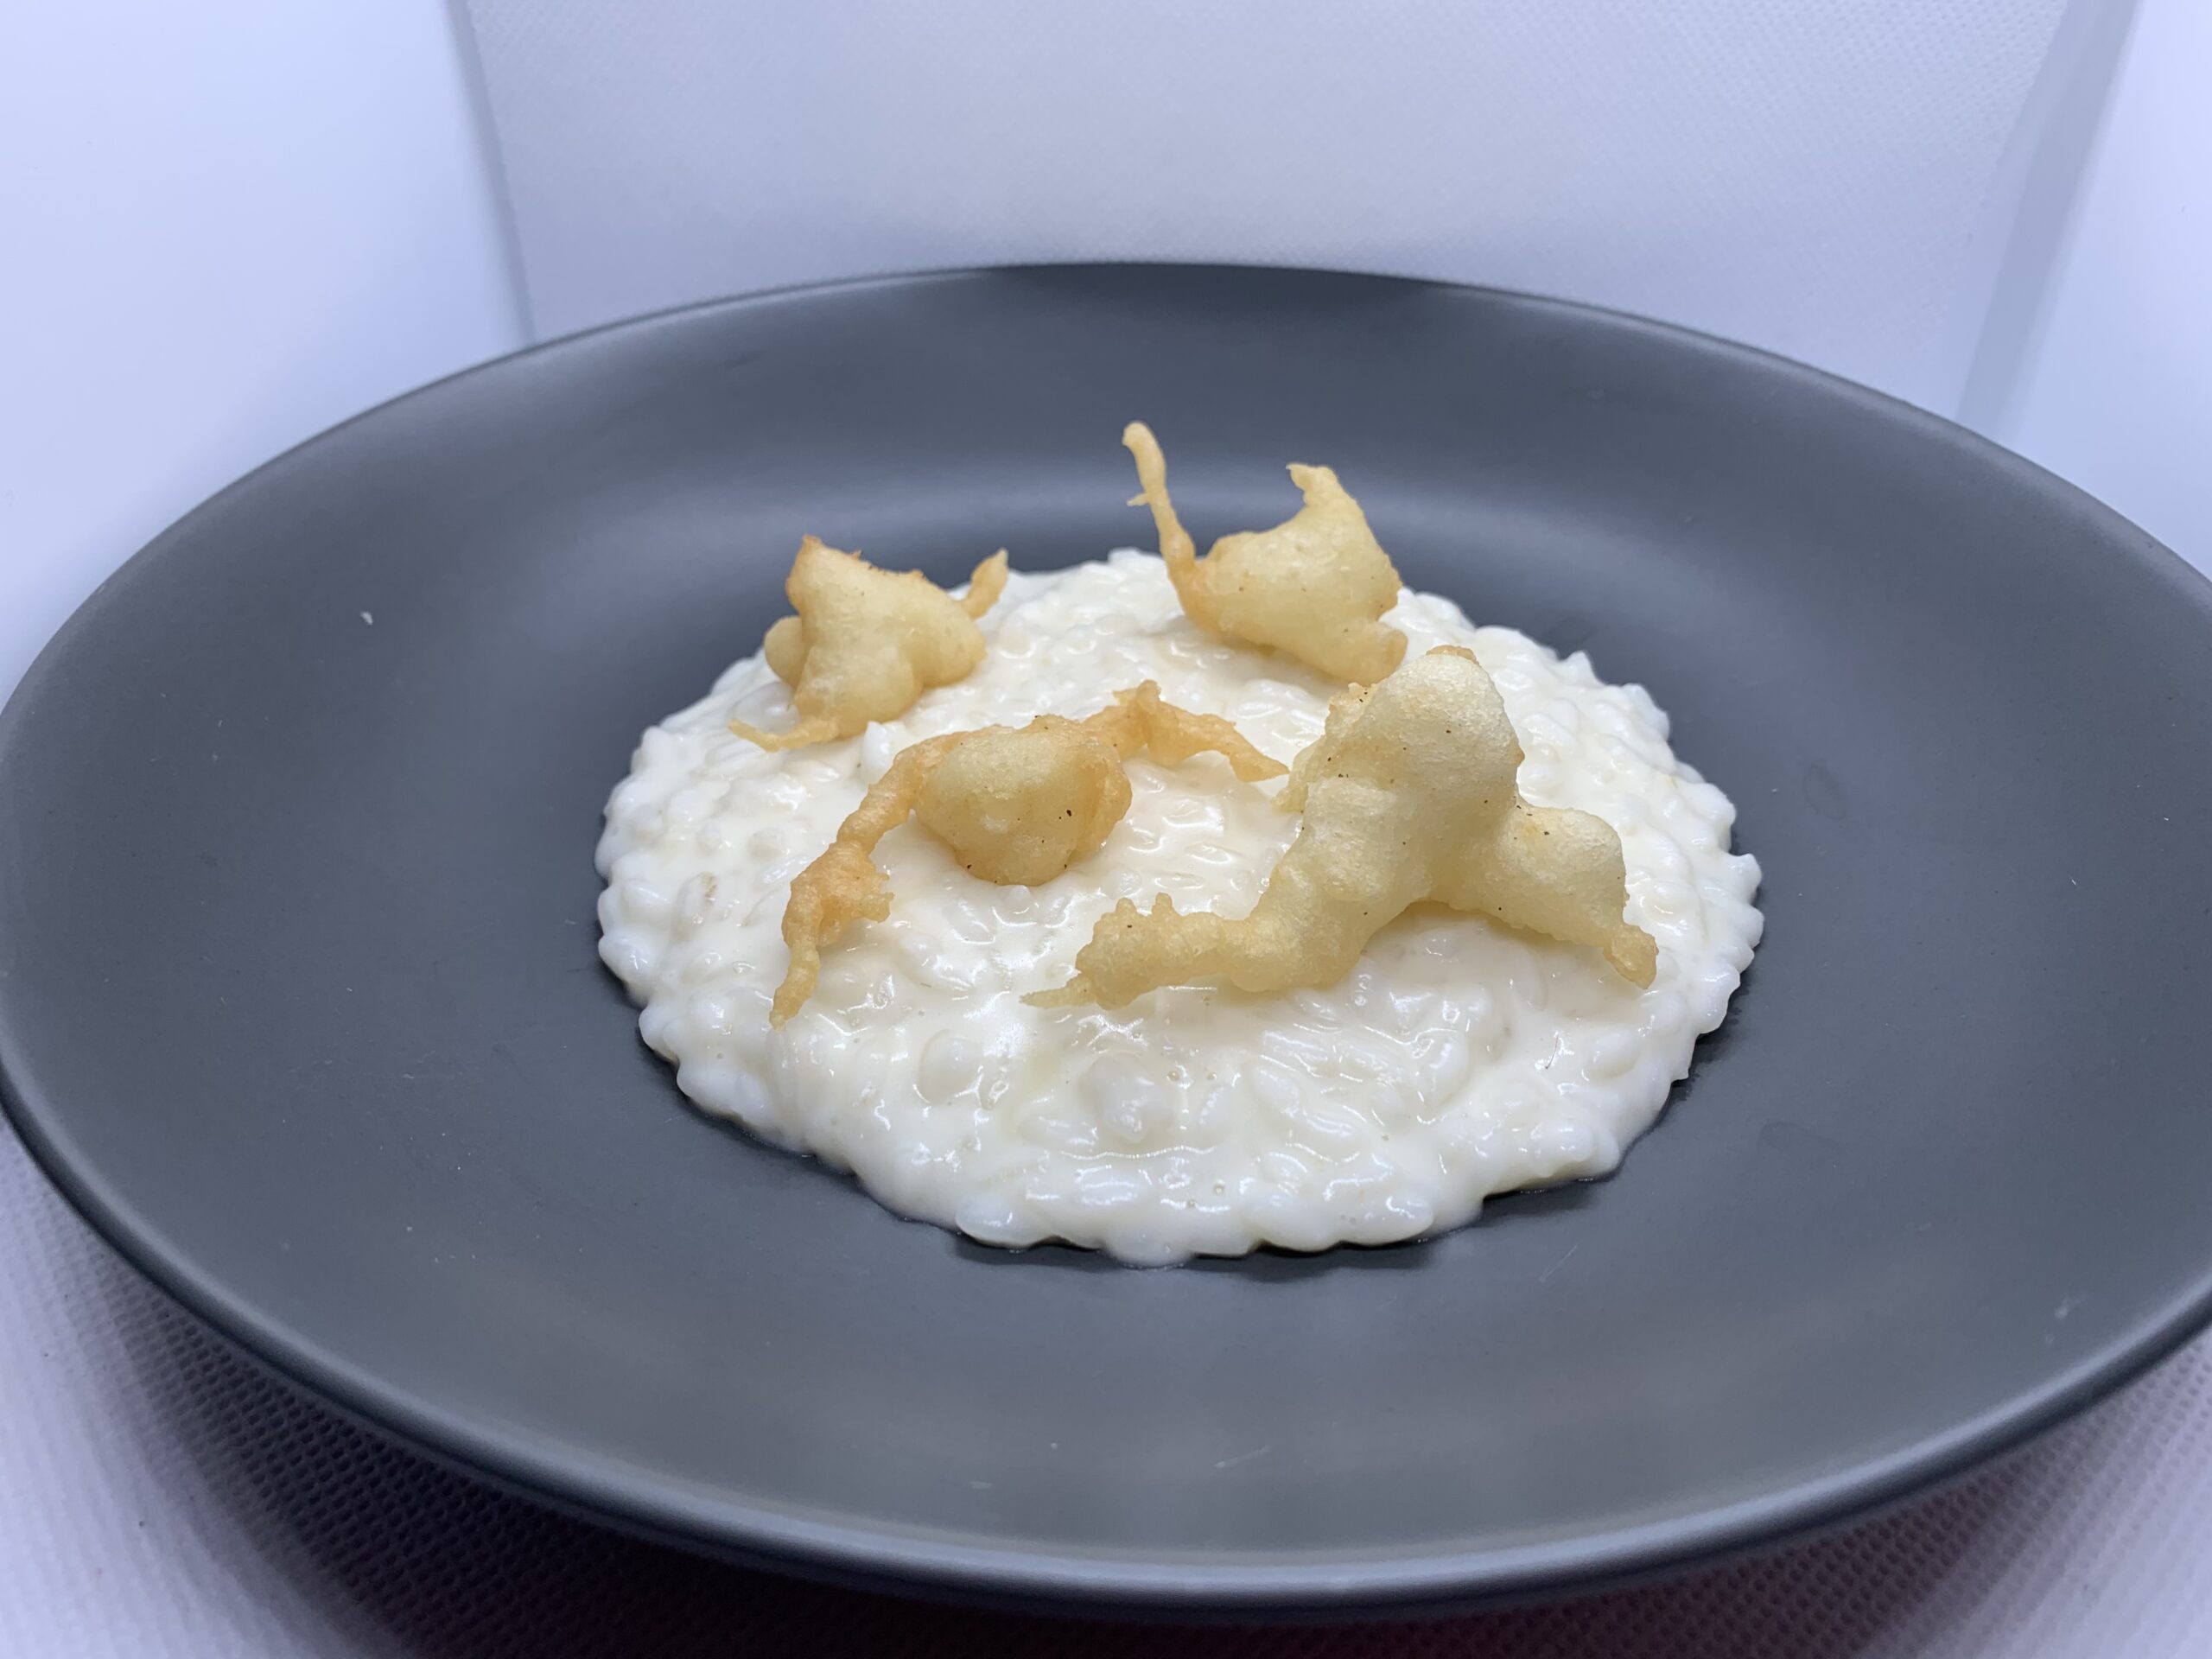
xmin=460 ymin=0 xmax=2083 ymax=414
xmin=5 ymin=1125 xmax=2209 ymax=1657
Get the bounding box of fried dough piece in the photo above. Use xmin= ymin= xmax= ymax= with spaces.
xmin=770 ymin=683 xmax=1284 ymax=1024
xmin=1123 ymin=422 xmax=1408 ymax=683
xmin=771 ymin=731 xmax=967 ymax=1027
xmin=917 ymin=683 xmax=1281 ymax=884
xmin=1029 ymin=646 xmax=1657 ymax=1009
xmin=730 ymin=537 xmax=1009 ymax=750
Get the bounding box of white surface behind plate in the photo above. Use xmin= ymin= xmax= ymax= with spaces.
xmin=0 ymin=0 xmax=525 ymax=702
xmin=459 ymin=0 xmax=2076 ymax=414
xmin=1991 ymin=0 xmax=2212 ymax=570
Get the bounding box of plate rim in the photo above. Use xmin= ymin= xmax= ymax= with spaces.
xmin=5 ymin=261 xmax=2211 ymax=1614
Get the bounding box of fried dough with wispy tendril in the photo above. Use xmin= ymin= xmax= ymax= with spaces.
xmin=729 ymin=536 xmax=1008 ymax=751
xmin=1029 ymin=646 xmax=1657 ymax=1010
xmin=772 ymin=683 xmax=1283 ymax=1023
xmin=1123 ymin=422 xmax=1407 ymax=683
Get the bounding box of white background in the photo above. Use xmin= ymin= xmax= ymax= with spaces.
xmin=1994 ymin=0 xmax=2212 ymax=568
xmin=0 ymin=3 xmax=525 ymax=699
xmin=467 ymin=0 xmax=2073 ymax=414
xmin=4 ymin=2 xmax=2210 ymax=1653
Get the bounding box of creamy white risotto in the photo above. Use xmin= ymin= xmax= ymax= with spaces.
xmin=597 ymin=554 xmax=1762 ymax=1262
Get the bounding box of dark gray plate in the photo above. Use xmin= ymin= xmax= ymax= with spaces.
xmin=4 ymin=267 xmax=2210 ymax=1616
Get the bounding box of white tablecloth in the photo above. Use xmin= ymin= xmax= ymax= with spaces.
xmin=4 ymin=1127 xmax=2207 ymax=1657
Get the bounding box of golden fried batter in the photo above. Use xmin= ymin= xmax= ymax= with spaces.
xmin=730 ymin=536 xmax=1009 ymax=751
xmin=1124 ymin=422 xmax=1408 ymax=683
xmin=770 ymin=730 xmax=965 ymax=1027
xmin=771 ymin=684 xmax=1283 ymax=1024
xmin=1030 ymin=646 xmax=1658 ymax=1009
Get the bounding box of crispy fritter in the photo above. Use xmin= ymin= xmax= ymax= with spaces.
xmin=770 ymin=683 xmax=1283 ymax=1024
xmin=730 ymin=537 xmax=1008 ymax=750
xmin=1030 ymin=646 xmax=1658 ymax=1009
xmin=1123 ymin=422 xmax=1408 ymax=683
